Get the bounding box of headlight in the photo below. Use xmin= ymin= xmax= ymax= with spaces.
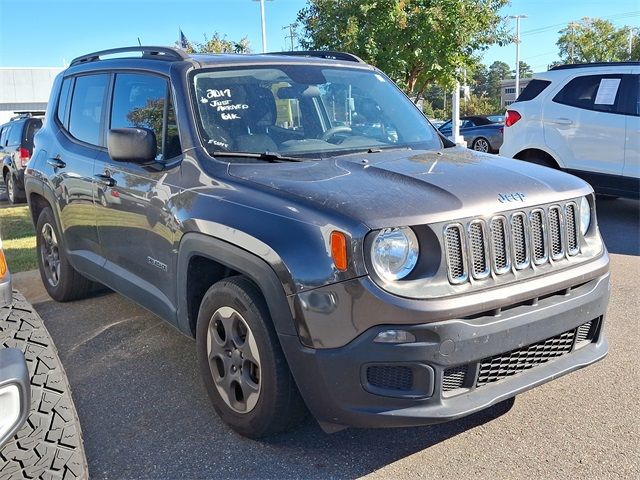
xmin=580 ymin=196 xmax=591 ymax=235
xmin=370 ymin=227 xmax=419 ymax=281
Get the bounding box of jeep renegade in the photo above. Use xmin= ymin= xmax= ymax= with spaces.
xmin=25 ymin=47 xmax=610 ymax=438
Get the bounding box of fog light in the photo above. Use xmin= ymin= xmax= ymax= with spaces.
xmin=374 ymin=330 xmax=416 ymax=344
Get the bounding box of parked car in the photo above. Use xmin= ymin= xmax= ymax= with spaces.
xmin=500 ymin=62 xmax=639 ymax=199
xmin=0 ymin=234 xmax=88 ymax=477
xmin=26 ymin=46 xmax=609 ymax=438
xmin=0 ymin=114 xmax=43 ymax=204
xmin=438 ymin=115 xmax=503 ymax=152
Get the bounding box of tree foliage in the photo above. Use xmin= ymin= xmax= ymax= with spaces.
xmin=485 ymin=60 xmax=510 ymax=99
xmin=557 ymin=18 xmax=631 ymax=63
xmin=181 ymin=32 xmax=251 ymax=54
xmin=296 ymin=0 xmax=510 ymax=96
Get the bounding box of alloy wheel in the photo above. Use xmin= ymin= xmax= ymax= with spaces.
xmin=474 ymin=138 xmax=490 ymax=153
xmin=206 ymin=306 xmax=261 ymax=413
xmin=6 ymin=175 xmax=15 ymax=203
xmin=40 ymin=223 xmax=61 ymax=287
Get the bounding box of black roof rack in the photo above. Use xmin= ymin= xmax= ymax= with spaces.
xmin=10 ymin=111 xmax=45 ymax=121
xmin=70 ymin=46 xmax=189 ymax=67
xmin=266 ymin=50 xmax=366 ymax=64
xmin=550 ymin=61 xmax=640 ymax=71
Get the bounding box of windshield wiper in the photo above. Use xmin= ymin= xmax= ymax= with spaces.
xmin=211 ymin=151 xmax=303 ymax=163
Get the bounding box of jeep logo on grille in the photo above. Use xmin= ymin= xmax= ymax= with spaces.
xmin=498 ymin=192 xmax=526 ymax=203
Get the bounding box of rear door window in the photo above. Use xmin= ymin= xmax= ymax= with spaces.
xmin=553 ymin=74 xmax=625 ymax=114
xmin=7 ymin=121 xmax=24 ymax=146
xmin=68 ymin=74 xmax=110 ymax=146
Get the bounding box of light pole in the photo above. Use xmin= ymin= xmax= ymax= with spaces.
xmin=509 ymin=15 xmax=527 ymax=100
xmin=253 ymin=0 xmax=273 ymax=53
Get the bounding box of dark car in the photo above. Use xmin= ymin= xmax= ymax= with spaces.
xmin=25 ymin=47 xmax=609 ymax=438
xmin=438 ymin=115 xmax=503 ymax=153
xmin=1 ymin=114 xmax=43 ymax=204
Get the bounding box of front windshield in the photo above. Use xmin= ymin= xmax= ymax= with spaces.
xmin=192 ymin=65 xmax=442 ymax=158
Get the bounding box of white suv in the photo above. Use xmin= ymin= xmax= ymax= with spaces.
xmin=500 ymin=62 xmax=639 ymax=198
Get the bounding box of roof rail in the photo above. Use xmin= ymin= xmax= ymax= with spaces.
xmin=10 ymin=111 xmax=45 ymax=121
xmin=550 ymin=61 xmax=640 ymax=71
xmin=266 ymin=50 xmax=366 ymax=64
xmin=70 ymin=46 xmax=189 ymax=67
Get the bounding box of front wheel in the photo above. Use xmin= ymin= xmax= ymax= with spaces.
xmin=196 ymin=276 xmax=306 ymax=438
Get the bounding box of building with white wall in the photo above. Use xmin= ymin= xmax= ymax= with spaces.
xmin=0 ymin=67 xmax=63 ymax=124
xmin=500 ymin=78 xmax=532 ymax=108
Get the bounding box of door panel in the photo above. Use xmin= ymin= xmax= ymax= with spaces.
xmin=95 ymin=72 xmax=183 ymax=321
xmin=623 ymin=74 xmax=639 ymax=179
xmin=543 ymin=73 xmax=627 ymax=175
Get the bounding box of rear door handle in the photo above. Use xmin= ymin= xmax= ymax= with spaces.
xmin=94 ymin=173 xmax=116 ymax=187
xmin=548 ymin=118 xmax=573 ymax=125
xmin=47 ymin=157 xmax=66 ymax=169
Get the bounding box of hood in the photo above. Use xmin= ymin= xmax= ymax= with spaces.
xmin=228 ymin=147 xmax=592 ymax=229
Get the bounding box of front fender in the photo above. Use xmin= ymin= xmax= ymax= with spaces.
xmin=176 ymin=232 xmax=298 ymax=337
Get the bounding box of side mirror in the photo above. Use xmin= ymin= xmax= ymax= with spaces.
xmin=0 ymin=348 xmax=30 ymax=448
xmin=108 ymin=128 xmax=157 ymax=164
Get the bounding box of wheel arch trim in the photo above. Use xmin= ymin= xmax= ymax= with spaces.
xmin=176 ymin=232 xmax=298 ymax=338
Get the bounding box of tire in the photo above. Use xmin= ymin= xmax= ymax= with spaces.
xmin=472 ymin=137 xmax=491 ymax=153
xmin=5 ymin=172 xmax=25 ymax=205
xmin=35 ymin=207 xmax=94 ymax=302
xmin=196 ymin=276 xmax=307 ymax=438
xmin=0 ymin=291 xmax=89 ymax=479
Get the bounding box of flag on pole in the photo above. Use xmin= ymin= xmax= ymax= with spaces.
xmin=178 ymin=29 xmax=190 ymax=50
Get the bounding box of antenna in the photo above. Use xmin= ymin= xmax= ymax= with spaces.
xmin=137 ymin=37 xmax=142 ymax=47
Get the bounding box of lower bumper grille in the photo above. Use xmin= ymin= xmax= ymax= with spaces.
xmin=442 ymin=318 xmax=600 ymax=393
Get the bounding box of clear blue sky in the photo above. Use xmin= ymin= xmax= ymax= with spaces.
xmin=0 ymin=0 xmax=638 ymax=72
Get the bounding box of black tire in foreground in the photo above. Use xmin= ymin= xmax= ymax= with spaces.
xmin=196 ymin=276 xmax=307 ymax=438
xmin=0 ymin=290 xmax=88 ymax=479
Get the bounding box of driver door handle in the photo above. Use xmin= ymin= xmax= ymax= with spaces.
xmin=94 ymin=173 xmax=116 ymax=187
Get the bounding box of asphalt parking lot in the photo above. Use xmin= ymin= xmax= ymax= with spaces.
xmin=7 ymin=195 xmax=640 ymax=479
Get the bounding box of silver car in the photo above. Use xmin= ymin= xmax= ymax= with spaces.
xmin=439 ymin=115 xmax=504 ymax=153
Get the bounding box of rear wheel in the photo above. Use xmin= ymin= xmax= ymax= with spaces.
xmin=472 ymin=137 xmax=490 ymax=153
xmin=35 ymin=207 xmax=94 ymax=302
xmin=196 ymin=276 xmax=306 ymax=438
xmin=5 ymin=172 xmax=25 ymax=204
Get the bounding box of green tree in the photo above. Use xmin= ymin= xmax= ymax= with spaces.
xmin=181 ymin=32 xmax=251 ymax=54
xmin=513 ymin=61 xmax=533 ymax=78
xmin=462 ymin=93 xmax=500 ymax=116
xmin=557 ymin=18 xmax=628 ymax=63
xmin=296 ymin=0 xmax=509 ymax=98
xmin=486 ymin=60 xmax=511 ymax=99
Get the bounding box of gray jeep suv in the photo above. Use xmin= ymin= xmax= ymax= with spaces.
xmin=25 ymin=46 xmax=610 ymax=438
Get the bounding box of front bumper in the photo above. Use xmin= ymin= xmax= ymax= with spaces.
xmin=281 ymin=271 xmax=610 ymax=430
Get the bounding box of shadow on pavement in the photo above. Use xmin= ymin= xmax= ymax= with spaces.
xmin=596 ymin=197 xmax=639 ymax=256
xmin=31 ymin=291 xmax=513 ymax=479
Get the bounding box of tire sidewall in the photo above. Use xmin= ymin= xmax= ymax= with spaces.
xmin=35 ymin=207 xmax=71 ymax=301
xmin=196 ymin=280 xmax=283 ymax=437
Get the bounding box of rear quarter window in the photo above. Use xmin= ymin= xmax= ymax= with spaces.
xmin=516 ymin=79 xmax=551 ymax=102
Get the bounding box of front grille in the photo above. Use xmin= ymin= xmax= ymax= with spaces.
xmin=443 ymin=200 xmax=582 ymax=284
xmin=366 ymin=366 xmax=413 ymax=391
xmin=442 ymin=365 xmax=468 ymax=392
xmin=441 ymin=318 xmax=600 ymax=395
xmin=565 ymin=203 xmax=579 ymax=255
xmin=530 ymin=209 xmax=547 ymax=264
xmin=490 ymin=217 xmax=510 ymax=274
xmin=548 ymin=206 xmax=564 ymax=259
xmin=444 ymin=225 xmax=467 ymax=284
xmin=468 ymin=221 xmax=489 ymax=279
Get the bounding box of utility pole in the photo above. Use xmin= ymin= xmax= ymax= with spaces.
xmin=283 ymin=23 xmax=297 ymax=51
xmin=253 ymin=0 xmax=273 ymax=53
xmin=629 ymin=27 xmax=638 ymax=59
xmin=509 ymin=15 xmax=527 ymax=100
